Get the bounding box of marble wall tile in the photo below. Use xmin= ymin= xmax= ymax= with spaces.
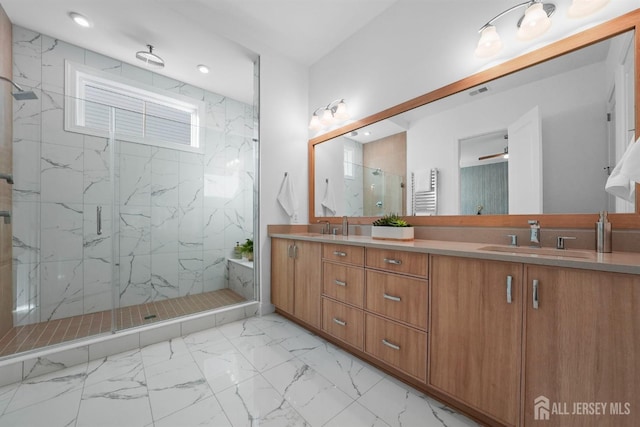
xmin=12 ymin=138 xmax=41 ymax=202
xmin=119 ymin=154 xmax=151 ymax=207
xmin=203 ymin=207 xmax=225 ymax=251
xmin=204 ymin=128 xmax=226 ymax=170
xmin=41 ymin=36 xmax=85 ymax=90
xmin=12 ymin=90 xmax=42 ymax=143
xmin=178 ymin=206 xmax=203 ymax=251
xmin=178 ymin=251 xmax=204 ymax=296
xmin=178 ymin=163 xmax=204 ymax=209
xmin=40 ymin=142 xmax=84 ymax=203
xmin=203 ymin=249 xmax=227 ymax=292
xmin=224 ymin=207 xmax=250 ymax=249
xmin=119 ymin=205 xmax=151 ymax=256
xmin=83 ymin=136 xmax=111 ymax=205
xmin=151 ymin=158 xmax=179 ymax=207
xmin=41 ymin=88 xmax=84 ymax=148
xmin=150 ymin=252 xmax=180 ymax=300
xmin=119 ymin=254 xmax=152 ymax=307
xmin=40 ymin=260 xmax=84 ymax=321
xmin=228 ymin=260 xmax=255 ymax=301
xmin=40 ymin=202 xmax=83 ymax=262
xmin=84 ymin=51 xmax=121 ymax=76
xmin=12 ymin=262 xmax=40 ymax=326
xmin=178 ymin=83 xmax=205 ymax=101
xmin=12 ymin=201 xmax=40 ymax=264
xmin=83 ymin=203 xmax=112 ymax=261
xmin=151 ymin=74 xmax=182 ymax=93
xmin=121 ymin=63 xmax=153 ymax=86
xmin=225 ymin=98 xmax=246 ymax=137
xmin=150 ymin=206 xmax=179 ymax=254
xmin=83 ymin=257 xmax=112 ymax=314
xmin=12 ymin=26 xmax=42 ymax=87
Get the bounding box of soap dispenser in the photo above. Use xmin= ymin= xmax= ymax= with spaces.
xmin=596 ymin=211 xmax=612 ymax=253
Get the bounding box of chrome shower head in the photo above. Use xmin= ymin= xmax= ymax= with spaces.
xmin=136 ymin=44 xmax=165 ymax=69
xmin=12 ymin=90 xmax=38 ymax=100
xmin=0 ymin=76 xmax=38 ymax=100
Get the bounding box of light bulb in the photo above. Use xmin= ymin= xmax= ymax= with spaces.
xmin=69 ymin=12 xmax=92 ymax=28
xmin=320 ymin=108 xmax=334 ymax=126
xmin=517 ymin=3 xmax=552 ymax=40
xmin=308 ymin=114 xmax=321 ymax=130
xmin=333 ymin=100 xmax=350 ymax=121
xmin=475 ymin=26 xmax=503 ymax=58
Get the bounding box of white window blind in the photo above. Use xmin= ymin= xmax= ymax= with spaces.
xmin=65 ymin=61 xmax=203 ymax=152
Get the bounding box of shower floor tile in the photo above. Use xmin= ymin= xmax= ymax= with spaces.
xmin=0 ymin=289 xmax=246 ymax=358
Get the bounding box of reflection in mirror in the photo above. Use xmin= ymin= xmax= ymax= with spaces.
xmin=313 ymin=30 xmax=635 ymax=217
xmin=314 ymin=128 xmax=406 ymax=217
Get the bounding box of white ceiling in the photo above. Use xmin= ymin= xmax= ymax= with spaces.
xmin=0 ymin=0 xmax=398 ymax=104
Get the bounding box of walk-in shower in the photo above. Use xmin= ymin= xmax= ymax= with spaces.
xmin=1 ymin=27 xmax=259 ymax=359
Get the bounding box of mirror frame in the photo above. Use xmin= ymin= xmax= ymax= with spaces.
xmin=308 ymin=9 xmax=640 ymax=229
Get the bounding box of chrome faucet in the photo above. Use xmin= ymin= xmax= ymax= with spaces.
xmin=528 ymin=220 xmax=541 ymax=247
xmin=556 ymin=236 xmax=577 ymax=250
xmin=317 ymin=220 xmax=330 ymax=234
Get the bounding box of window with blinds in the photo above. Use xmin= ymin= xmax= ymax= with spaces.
xmin=65 ymin=61 xmax=204 ymax=152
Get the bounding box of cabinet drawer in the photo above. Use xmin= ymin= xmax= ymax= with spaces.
xmin=365 ymin=313 xmax=426 ymax=381
xmin=365 ymin=248 xmax=427 ymax=277
xmin=365 ymin=270 xmax=427 ymax=330
xmin=323 ymin=262 xmax=364 ymax=307
xmin=323 ymin=244 xmax=364 ymax=265
xmin=322 ymin=298 xmax=364 ymax=350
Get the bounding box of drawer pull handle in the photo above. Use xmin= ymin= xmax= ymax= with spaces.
xmin=382 ymin=339 xmax=400 ymax=351
xmin=533 ymin=279 xmax=539 ymax=310
xmin=334 ymin=279 xmax=347 ymax=287
xmin=383 ymin=293 xmax=401 ymax=302
xmin=506 ymin=275 xmax=513 ymax=304
xmin=383 ymin=258 xmax=402 ymax=265
xmin=333 ymin=318 xmax=347 ymax=326
xmin=333 ymin=251 xmax=347 ymax=257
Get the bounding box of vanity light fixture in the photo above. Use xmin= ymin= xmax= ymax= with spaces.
xmin=309 ymin=99 xmax=350 ymax=131
xmin=476 ymin=0 xmax=611 ymax=58
xmin=197 ymin=64 xmax=210 ymax=74
xmin=69 ymin=12 xmax=92 ymax=28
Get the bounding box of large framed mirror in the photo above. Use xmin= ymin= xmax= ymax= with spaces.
xmin=309 ymin=9 xmax=640 ymax=229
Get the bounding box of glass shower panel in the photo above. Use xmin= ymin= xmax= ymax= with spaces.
xmin=111 ymin=93 xmax=257 ymax=332
xmin=5 ymin=87 xmax=117 ymax=358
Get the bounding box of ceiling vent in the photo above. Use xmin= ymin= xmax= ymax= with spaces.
xmin=469 ymin=86 xmax=489 ymax=96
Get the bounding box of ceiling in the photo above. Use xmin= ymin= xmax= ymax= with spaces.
xmin=0 ymin=0 xmax=398 ymax=104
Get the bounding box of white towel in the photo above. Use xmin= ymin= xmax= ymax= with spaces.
xmin=605 ymin=137 xmax=640 ymax=202
xmin=321 ymin=181 xmax=337 ymax=216
xmin=277 ymin=174 xmax=298 ymax=218
xmin=414 ymin=170 xmax=433 ymax=192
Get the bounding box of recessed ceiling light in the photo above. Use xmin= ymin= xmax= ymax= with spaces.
xmin=69 ymin=12 xmax=92 ymax=28
xmin=364 ymin=131 xmax=371 ymax=136
xmin=197 ymin=64 xmax=210 ymax=74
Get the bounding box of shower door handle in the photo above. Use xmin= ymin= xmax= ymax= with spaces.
xmin=97 ymin=206 xmax=102 ymax=236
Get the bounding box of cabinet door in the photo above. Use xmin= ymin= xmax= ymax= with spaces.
xmin=524 ymin=266 xmax=640 ymax=427
xmin=430 ymin=255 xmax=522 ymax=427
xmin=293 ymin=240 xmax=322 ymax=328
xmin=271 ymin=238 xmax=294 ymax=314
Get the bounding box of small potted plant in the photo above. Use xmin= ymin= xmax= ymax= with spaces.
xmin=240 ymin=238 xmax=254 ymax=261
xmin=371 ymin=213 xmax=414 ymax=241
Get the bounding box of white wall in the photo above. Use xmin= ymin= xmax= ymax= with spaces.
xmin=258 ymin=52 xmax=308 ymax=314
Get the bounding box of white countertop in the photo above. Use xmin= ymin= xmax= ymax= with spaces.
xmin=269 ymin=232 xmax=640 ymax=275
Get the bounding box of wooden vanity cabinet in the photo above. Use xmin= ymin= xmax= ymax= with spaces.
xmin=271 ymin=238 xmax=322 ymax=328
xmin=429 ymin=255 xmax=523 ymax=427
xmin=523 ymin=265 xmax=640 ymax=427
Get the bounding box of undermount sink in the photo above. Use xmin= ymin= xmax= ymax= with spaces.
xmin=479 ymin=245 xmax=595 ymax=260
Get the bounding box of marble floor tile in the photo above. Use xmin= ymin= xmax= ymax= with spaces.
xmin=262 ymin=358 xmax=354 ymax=426
xmin=152 ymin=396 xmax=231 ymax=427
xmin=298 ymin=341 xmax=385 ymax=399
xmin=216 ymin=375 xmax=308 ymax=427
xmin=76 ymin=369 xmax=152 ymax=427
xmin=324 ymin=401 xmax=391 ymax=427
xmin=0 ymin=313 xmax=479 ymax=427
xmin=145 ymin=353 xmax=212 ymax=421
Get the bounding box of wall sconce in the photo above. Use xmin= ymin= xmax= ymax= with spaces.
xmin=309 ymin=99 xmax=350 ymax=131
xmin=475 ymin=0 xmax=609 ymax=59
